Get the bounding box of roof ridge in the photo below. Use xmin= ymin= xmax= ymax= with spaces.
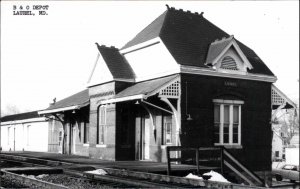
xmin=95 ymin=42 xmax=118 ymax=50
xmin=211 ymin=35 xmax=234 ymax=45
xmin=166 ymin=4 xmax=204 ymax=17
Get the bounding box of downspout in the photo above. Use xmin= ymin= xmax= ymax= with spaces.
xmin=0 ymin=120 xmax=1 ymax=164
xmin=69 ymin=121 xmax=72 ymax=154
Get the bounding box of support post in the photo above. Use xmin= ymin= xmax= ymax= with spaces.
xmin=167 ymin=146 xmax=171 ymax=175
xmin=160 ymin=97 xmax=181 ymax=160
xmin=220 ymin=146 xmax=224 ymax=175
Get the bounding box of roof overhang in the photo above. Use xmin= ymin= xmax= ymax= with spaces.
xmin=1 ymin=117 xmax=47 ymax=126
xmin=38 ymin=105 xmax=80 ymax=115
xmin=272 ymin=84 xmax=297 ymax=110
xmin=180 ymin=65 xmax=277 ymax=83
xmin=98 ymin=74 xmax=179 ymax=105
xmin=99 ymin=94 xmax=145 ymax=105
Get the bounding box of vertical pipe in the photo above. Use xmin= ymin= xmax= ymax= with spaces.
xmin=140 ymin=116 xmax=143 ymax=160
xmin=69 ymin=122 xmax=72 ymax=154
xmin=177 ymin=77 xmax=181 ymax=159
xmin=196 ymin=148 xmax=200 ymax=175
xmin=0 ymin=121 xmax=1 ymax=150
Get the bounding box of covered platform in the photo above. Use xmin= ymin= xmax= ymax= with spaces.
xmin=0 ymin=151 xmax=219 ymax=176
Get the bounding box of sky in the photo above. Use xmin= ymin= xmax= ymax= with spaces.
xmin=1 ymin=1 xmax=299 ymax=114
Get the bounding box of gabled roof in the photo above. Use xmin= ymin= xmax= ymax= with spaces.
xmin=96 ymin=44 xmax=135 ymax=80
xmin=121 ymin=7 xmax=274 ymax=76
xmin=43 ymin=89 xmax=89 ymax=112
xmin=206 ymin=36 xmax=234 ymax=65
xmin=0 ymin=111 xmax=40 ymax=122
xmin=205 ymin=35 xmax=253 ymax=70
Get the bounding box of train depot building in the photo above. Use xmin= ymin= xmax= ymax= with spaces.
xmin=1 ymin=6 xmax=297 ymax=186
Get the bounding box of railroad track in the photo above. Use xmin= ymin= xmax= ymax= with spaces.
xmin=0 ymin=154 xmax=199 ymax=188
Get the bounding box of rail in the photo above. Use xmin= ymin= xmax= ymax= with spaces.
xmin=222 ymin=147 xmax=265 ymax=186
xmin=166 ymin=146 xmax=265 ymax=187
xmin=166 ymin=146 xmax=222 ymax=175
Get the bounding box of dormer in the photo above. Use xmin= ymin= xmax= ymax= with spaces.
xmin=205 ymin=36 xmax=253 ymax=75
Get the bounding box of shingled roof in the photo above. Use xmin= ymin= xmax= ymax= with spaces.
xmin=96 ymin=44 xmax=135 ymax=80
xmin=45 ymin=89 xmax=89 ymax=111
xmin=115 ymin=74 xmax=178 ymax=99
xmin=1 ymin=111 xmax=40 ymax=123
xmin=122 ymin=7 xmax=274 ymax=76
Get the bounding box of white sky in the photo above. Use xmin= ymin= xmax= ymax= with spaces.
xmin=1 ymin=1 xmax=299 ymax=113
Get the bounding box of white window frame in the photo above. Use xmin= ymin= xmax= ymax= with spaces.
xmin=213 ymin=99 xmax=243 ymax=146
xmin=164 ymin=122 xmax=172 ymax=145
xmin=162 ymin=115 xmax=173 ymax=145
xmin=58 ymin=131 xmax=63 ymax=145
xmin=98 ymin=105 xmax=107 ymax=145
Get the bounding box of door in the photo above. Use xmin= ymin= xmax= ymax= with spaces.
xmin=143 ymin=118 xmax=150 ymax=160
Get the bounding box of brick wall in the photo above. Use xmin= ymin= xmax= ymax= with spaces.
xmin=88 ymin=82 xmax=116 ymax=160
xmin=180 ymin=73 xmax=272 ymax=172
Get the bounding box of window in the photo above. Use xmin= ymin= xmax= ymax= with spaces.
xmin=162 ymin=115 xmax=172 ymax=145
xmin=275 ymin=151 xmax=279 ymax=158
xmin=98 ymin=106 xmax=106 ymax=144
xmin=213 ymin=99 xmax=243 ymax=145
xmin=27 ymin=125 xmax=31 ymax=145
xmin=220 ymin=56 xmax=238 ymax=70
xmin=58 ymin=131 xmax=63 ymax=145
xmin=83 ymin=122 xmax=89 ymax=144
xmin=283 ymin=165 xmax=295 ymax=170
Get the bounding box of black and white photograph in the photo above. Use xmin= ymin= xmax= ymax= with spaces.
xmin=1 ymin=1 xmax=299 ymax=188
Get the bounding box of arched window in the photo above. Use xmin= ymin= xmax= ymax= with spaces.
xmin=97 ymin=105 xmax=106 ymax=145
xmin=220 ymin=56 xmax=238 ymax=70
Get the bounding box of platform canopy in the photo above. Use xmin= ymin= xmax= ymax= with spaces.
xmin=271 ymin=84 xmax=297 ymax=110
xmin=99 ymin=74 xmax=180 ymax=105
